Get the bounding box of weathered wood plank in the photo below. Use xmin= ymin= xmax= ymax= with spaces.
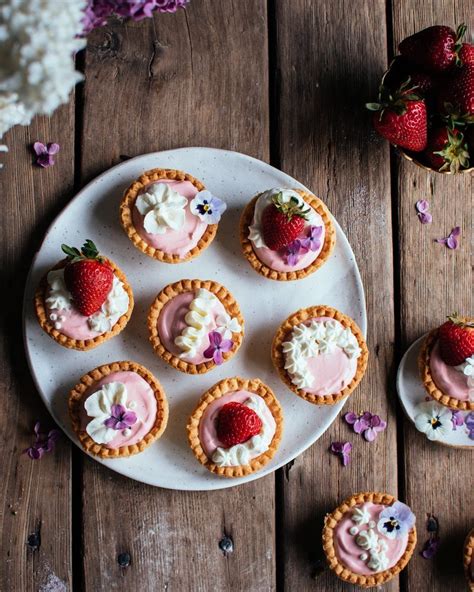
xmin=274 ymin=0 xmax=399 ymax=589
xmin=0 ymin=104 xmax=74 ymax=591
xmin=392 ymin=2 xmax=473 ymax=591
xmin=79 ymin=2 xmax=274 ymax=590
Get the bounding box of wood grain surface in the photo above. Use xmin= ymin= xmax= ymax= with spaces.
xmin=0 ymin=1 xmax=472 ymax=591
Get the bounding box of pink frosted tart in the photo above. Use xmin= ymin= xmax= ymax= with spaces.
xmin=419 ymin=314 xmax=474 ymax=411
xmin=69 ymin=361 xmax=168 ymax=458
xmin=34 ymin=242 xmax=133 ymax=351
xmin=187 ymin=377 xmax=283 ymax=477
xmin=464 ymin=528 xmax=474 ymax=591
xmin=271 ymin=305 xmax=368 ymax=405
xmin=148 ymin=279 xmax=244 ymax=374
xmin=322 ymin=492 xmax=417 ymax=588
xmin=120 ymin=168 xmax=226 ymax=263
xmin=239 ymin=187 xmax=336 ymax=281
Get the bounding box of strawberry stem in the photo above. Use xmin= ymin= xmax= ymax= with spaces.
xmin=61 ymin=239 xmax=102 ymax=263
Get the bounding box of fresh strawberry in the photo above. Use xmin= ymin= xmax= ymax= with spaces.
xmin=437 ymin=64 xmax=474 ymax=119
xmin=438 ymin=313 xmax=474 ymax=366
xmin=261 ymin=191 xmax=310 ymax=251
xmin=422 ymin=126 xmax=469 ymax=172
xmin=399 ymin=24 xmax=467 ymax=73
xmin=216 ymin=402 xmax=263 ymax=448
xmin=61 ymin=239 xmax=113 ymax=316
xmin=459 ymin=43 xmax=474 ymax=66
xmin=366 ymin=80 xmax=427 ymax=151
xmin=383 ymin=58 xmax=437 ymax=97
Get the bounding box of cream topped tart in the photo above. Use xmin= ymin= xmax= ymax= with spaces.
xmin=239 ymin=187 xmax=336 ymax=281
xmin=272 ymin=305 xmax=368 ymax=405
xmin=34 ymin=240 xmax=133 ymax=351
xmin=419 ymin=313 xmax=474 ymax=411
xmin=323 ymin=492 xmax=417 ymax=588
xmin=148 ymin=279 xmax=244 ymax=374
xmin=187 ymin=377 xmax=283 ymax=477
xmin=69 ymin=361 xmax=168 ymax=458
xmin=120 ymin=168 xmax=226 ymax=263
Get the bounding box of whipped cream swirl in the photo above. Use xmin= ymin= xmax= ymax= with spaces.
xmin=84 ymin=382 xmax=136 ymax=444
xmin=282 ymin=318 xmax=361 ymax=389
xmin=135 ymin=182 xmax=188 ymax=235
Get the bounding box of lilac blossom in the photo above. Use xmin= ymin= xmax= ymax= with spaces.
xmin=284 ymin=239 xmax=307 ymax=266
xmin=435 ymin=226 xmax=461 ymax=250
xmin=415 ymin=199 xmax=432 ymax=224
xmin=33 ymin=142 xmax=60 ymax=168
xmin=465 ymin=412 xmax=474 ymax=440
xmin=103 ymin=404 xmax=137 ymax=430
xmin=299 ymin=225 xmax=323 ymax=251
xmin=329 ymin=441 xmax=352 ymax=466
xmin=24 ymin=422 xmax=61 ymax=460
xmin=344 ymin=411 xmax=387 ymax=441
xmin=451 ymin=410 xmax=464 ymax=431
xmin=203 ymin=331 xmax=233 ymax=365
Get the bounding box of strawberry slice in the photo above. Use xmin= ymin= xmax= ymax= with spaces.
xmin=438 ymin=313 xmax=474 ymax=366
xmin=261 ymin=192 xmax=310 ymax=251
xmin=216 ymin=402 xmax=263 ymax=448
xmin=61 ymin=239 xmax=113 ymax=317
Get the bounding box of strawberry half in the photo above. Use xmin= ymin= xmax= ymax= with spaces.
xmin=216 ymin=402 xmax=263 ymax=448
xmin=366 ymin=79 xmax=427 ymax=152
xmin=399 ymin=24 xmax=467 ymax=73
xmin=261 ymin=192 xmax=310 ymax=251
xmin=422 ymin=126 xmax=470 ymax=173
xmin=62 ymin=239 xmax=113 ymax=316
xmin=438 ymin=313 xmax=474 ymax=366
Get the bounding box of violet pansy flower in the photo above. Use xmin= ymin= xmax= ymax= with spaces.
xmin=103 ymin=404 xmax=137 ymax=431
xmin=203 ymin=331 xmax=233 ymax=365
xmin=190 ymin=191 xmax=227 ymax=224
xmin=329 ymin=441 xmax=352 ymax=466
xmin=24 ymin=421 xmax=61 ymax=460
xmin=415 ymin=200 xmax=432 ymax=224
xmin=435 ymin=226 xmax=461 ymax=250
xmin=33 ymin=142 xmax=60 ymax=168
xmin=299 ymin=225 xmax=323 ymax=251
xmin=377 ymin=501 xmax=416 ymax=540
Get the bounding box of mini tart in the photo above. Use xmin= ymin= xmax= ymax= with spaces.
xmin=187 ymin=376 xmax=283 ymax=477
xmin=148 ymin=279 xmax=244 ymax=374
xmin=419 ymin=327 xmax=474 ymax=411
xmin=464 ymin=528 xmax=474 ymax=591
xmin=239 ymin=188 xmax=336 ymax=281
xmin=34 ymin=257 xmax=134 ymax=351
xmin=69 ymin=361 xmax=168 ymax=458
xmin=272 ymin=305 xmax=368 ymax=405
xmin=322 ymin=492 xmax=417 ymax=589
xmin=120 ymin=168 xmax=217 ymax=263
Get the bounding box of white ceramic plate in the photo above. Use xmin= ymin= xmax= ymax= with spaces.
xmin=23 ymin=147 xmax=367 ymax=490
xmin=397 ymin=335 xmax=474 ymax=448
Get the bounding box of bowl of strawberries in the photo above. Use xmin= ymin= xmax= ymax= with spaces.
xmin=367 ymin=23 xmax=473 ymax=174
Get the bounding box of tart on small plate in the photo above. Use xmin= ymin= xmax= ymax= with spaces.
xmin=148 ymin=279 xmax=244 ymax=374
xmin=120 ymin=168 xmax=226 ymax=263
xmin=240 ymin=187 xmax=336 ymax=281
xmin=187 ymin=376 xmax=283 ymax=477
xmin=322 ymin=492 xmax=417 ymax=588
xmin=271 ymin=305 xmax=368 ymax=405
xmin=69 ymin=361 xmax=168 ymax=458
xmin=419 ymin=313 xmax=474 ymax=411
xmin=34 ymin=240 xmax=133 ymax=351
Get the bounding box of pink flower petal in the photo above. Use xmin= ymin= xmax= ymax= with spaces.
xmin=33 ymin=142 xmax=46 ymax=155
xmin=417 ymin=212 xmax=432 ymax=224
xmin=363 ymin=428 xmax=376 ymax=442
xmin=434 ymin=237 xmax=447 ymax=245
xmin=213 ymin=349 xmax=224 ymax=365
xmin=415 ymin=199 xmax=430 ymax=214
xmin=450 ymin=226 xmax=461 ymax=237
xmin=446 ymin=235 xmax=458 ymax=249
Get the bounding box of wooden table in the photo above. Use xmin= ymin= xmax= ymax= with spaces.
xmin=1 ymin=1 xmax=472 ymax=590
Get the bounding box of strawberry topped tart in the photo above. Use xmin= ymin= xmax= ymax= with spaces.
xmin=187 ymin=377 xmax=283 ymax=477
xmin=272 ymin=305 xmax=368 ymax=405
xmin=120 ymin=168 xmax=226 ymax=263
xmin=240 ymin=188 xmax=336 ymax=280
xmin=34 ymin=240 xmax=133 ymax=350
xmin=148 ymin=279 xmax=244 ymax=374
xmin=419 ymin=313 xmax=474 ymax=411
xmin=323 ymin=492 xmax=417 ymax=588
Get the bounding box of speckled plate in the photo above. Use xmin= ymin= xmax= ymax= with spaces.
xmin=23 ymin=147 xmax=366 ymax=490
xmin=397 ymin=335 xmax=474 ymax=448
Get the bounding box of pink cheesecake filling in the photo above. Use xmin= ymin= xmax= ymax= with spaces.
xmin=198 ymin=390 xmax=276 ymax=459
xmin=132 ymin=180 xmax=207 ymax=258
xmin=79 ymin=371 xmax=157 ymax=449
xmin=334 ymin=502 xmax=409 ymax=575
xmin=430 ymin=340 xmax=471 ymax=402
xmin=157 ymin=291 xmax=228 ymax=364
xmin=252 ymin=211 xmax=325 ymax=272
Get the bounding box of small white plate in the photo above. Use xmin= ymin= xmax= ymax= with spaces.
xmin=23 ymin=147 xmax=367 ymax=490
xmin=397 ymin=335 xmax=474 ymax=448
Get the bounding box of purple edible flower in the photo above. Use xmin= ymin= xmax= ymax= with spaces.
xmin=344 ymin=411 xmax=386 ymax=441
xmin=284 ymin=239 xmax=307 ymax=266
xmin=24 ymin=421 xmax=61 ymax=460
xmin=415 ymin=199 xmax=432 ymax=224
xmin=465 ymin=412 xmax=474 ymax=440
xmin=103 ymin=404 xmax=137 ymax=430
xmin=451 ymin=410 xmax=464 ymax=431
xmin=203 ymin=331 xmax=233 ymax=365
xmin=421 ymin=536 xmax=441 ymax=559
xmin=377 ymin=501 xmax=416 ymax=540
xmin=33 ymin=142 xmax=60 ymax=168
xmin=435 ymin=226 xmax=461 ymax=250
xmin=329 ymin=441 xmax=352 ymax=466
xmin=363 ymin=414 xmax=387 ymax=442
xmin=299 ymin=225 xmax=323 ymax=251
